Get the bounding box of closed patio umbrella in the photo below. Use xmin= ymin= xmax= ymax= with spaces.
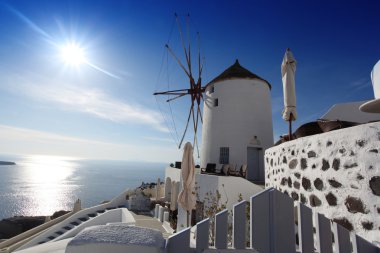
xmin=178 ymin=142 xmax=196 ymax=227
xmin=170 ymin=181 xmax=178 ymax=211
xmin=281 ymin=48 xmax=297 ymax=140
xmin=156 ymin=178 xmax=161 ymax=200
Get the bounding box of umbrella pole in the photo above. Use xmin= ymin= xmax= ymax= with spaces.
xmin=289 ymin=113 xmax=293 ymax=140
xmin=186 ymin=211 xmax=189 ymax=227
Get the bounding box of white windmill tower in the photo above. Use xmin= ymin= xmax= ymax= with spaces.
xmin=200 ymin=60 xmax=274 ymax=182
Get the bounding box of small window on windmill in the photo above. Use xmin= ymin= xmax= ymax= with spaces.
xmin=214 ymin=98 xmax=219 ymax=107
xmin=219 ymin=147 xmax=229 ymax=164
xmin=210 ymin=86 xmax=215 ymax=93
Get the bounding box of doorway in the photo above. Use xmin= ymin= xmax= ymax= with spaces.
xmin=247 ymin=147 xmax=263 ymax=181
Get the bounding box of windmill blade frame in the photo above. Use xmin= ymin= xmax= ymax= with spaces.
xmin=153 ymin=13 xmax=205 ymax=156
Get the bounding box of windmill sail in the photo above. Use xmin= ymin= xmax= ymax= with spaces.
xmin=154 ymin=13 xmax=205 ymax=156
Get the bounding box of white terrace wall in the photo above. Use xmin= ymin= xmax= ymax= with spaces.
xmin=16 ymin=188 xmax=131 ymax=251
xmin=56 ymin=208 xmax=135 ymax=241
xmin=196 ymin=174 xmax=263 ymax=212
xmin=265 ymin=122 xmax=380 ymax=243
xmin=165 ymin=167 xmax=263 ymax=212
xmin=165 ymin=166 xmax=264 ymax=231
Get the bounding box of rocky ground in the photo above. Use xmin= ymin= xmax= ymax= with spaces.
xmin=0 ymin=210 xmax=70 ymax=239
xmin=0 ymin=161 xmax=16 ymax=165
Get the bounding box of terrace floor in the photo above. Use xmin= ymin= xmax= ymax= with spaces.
xmin=130 ymin=212 xmax=172 ymax=239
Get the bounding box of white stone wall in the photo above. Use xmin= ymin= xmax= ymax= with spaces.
xmin=265 ymin=122 xmax=380 ymax=243
xmin=195 ymin=174 xmax=263 ymax=212
xmin=201 ymin=78 xmax=273 ymax=181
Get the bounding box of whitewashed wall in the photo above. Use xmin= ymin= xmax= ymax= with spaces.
xmin=55 ymin=208 xmax=135 ymax=241
xmin=265 ymin=122 xmax=380 ymax=243
xmin=195 ymin=174 xmax=263 ymax=212
xmin=165 ymin=167 xmax=263 ymax=212
xmin=165 ymin=167 xmax=181 ymax=182
xmin=165 ymin=166 xmax=264 ymax=232
xmin=201 ymin=78 xmax=273 ymax=181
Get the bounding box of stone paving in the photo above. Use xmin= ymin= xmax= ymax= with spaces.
xmin=130 ymin=212 xmax=172 ymax=239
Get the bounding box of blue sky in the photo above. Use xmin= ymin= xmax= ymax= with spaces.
xmin=0 ymin=0 xmax=379 ymax=162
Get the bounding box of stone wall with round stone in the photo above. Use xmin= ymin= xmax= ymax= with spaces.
xmin=265 ymin=121 xmax=380 ymax=243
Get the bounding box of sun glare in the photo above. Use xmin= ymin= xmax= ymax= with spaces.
xmin=60 ymin=44 xmax=86 ymax=65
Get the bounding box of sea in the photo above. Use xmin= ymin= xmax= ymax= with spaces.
xmin=0 ymin=154 xmax=166 ymax=220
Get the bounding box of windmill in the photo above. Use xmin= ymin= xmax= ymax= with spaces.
xmin=154 ymin=14 xmax=205 ymax=156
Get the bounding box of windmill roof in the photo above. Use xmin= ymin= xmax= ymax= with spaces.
xmin=206 ymin=59 xmax=271 ymax=89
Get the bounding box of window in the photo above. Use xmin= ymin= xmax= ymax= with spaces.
xmin=214 ymin=98 xmax=219 ymax=107
xmin=219 ymin=147 xmax=229 ymax=164
xmin=210 ymin=86 xmax=215 ymax=93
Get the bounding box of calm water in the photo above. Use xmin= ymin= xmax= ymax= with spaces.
xmin=0 ymin=154 xmax=166 ymax=220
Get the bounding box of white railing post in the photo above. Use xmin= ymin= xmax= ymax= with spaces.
xmin=215 ymin=209 xmax=228 ymax=249
xmin=333 ymin=223 xmax=351 ymax=253
xmin=154 ymin=204 xmax=160 ymax=218
xmin=352 ymin=234 xmax=379 ymax=253
xmin=233 ymin=200 xmax=246 ymax=249
xmin=163 ymin=211 xmax=169 ymax=222
xmin=316 ymin=213 xmax=333 ymax=253
xmin=251 ymin=188 xmax=296 ymax=253
xmin=297 ymin=202 xmax=314 ymax=253
xmin=159 ymin=206 xmax=164 ymax=222
xmin=196 ymin=218 xmax=209 ymax=253
xmin=251 ymin=189 xmax=271 ymax=252
xmin=166 ymin=227 xmax=191 ymax=253
xmin=271 ymin=189 xmax=296 ymax=253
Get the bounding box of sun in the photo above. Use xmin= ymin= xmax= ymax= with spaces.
xmin=60 ymin=43 xmax=86 ymax=65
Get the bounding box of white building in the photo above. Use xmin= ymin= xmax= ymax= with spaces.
xmin=201 ymin=60 xmax=274 ymax=182
xmin=322 ymin=100 xmax=380 ymax=123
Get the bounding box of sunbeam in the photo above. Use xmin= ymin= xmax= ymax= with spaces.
xmin=5 ymin=3 xmax=52 ymax=40
xmin=5 ymin=4 xmax=121 ymax=79
xmin=86 ymin=62 xmax=121 ymax=79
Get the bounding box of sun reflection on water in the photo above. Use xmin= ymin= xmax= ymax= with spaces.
xmin=19 ymin=155 xmax=79 ymax=216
